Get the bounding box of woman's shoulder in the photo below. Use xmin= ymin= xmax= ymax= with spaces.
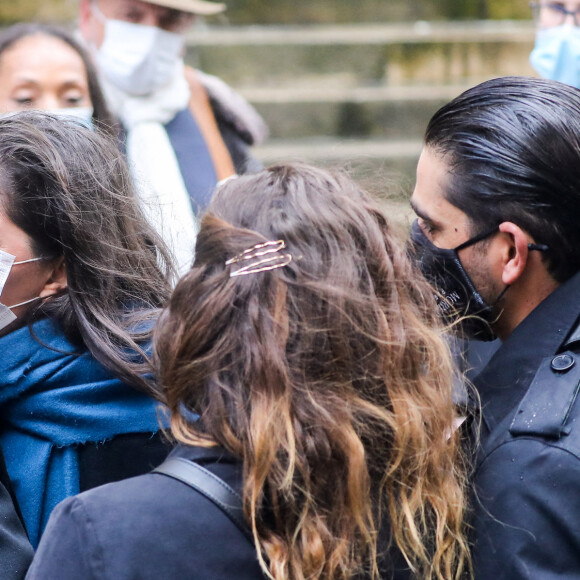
xmin=0 ymin=319 xmax=85 ymax=393
xmin=0 ymin=318 xmax=116 ymax=390
xmin=0 ymin=318 xmax=79 ymax=354
xmin=29 ymin=445 xmax=264 ymax=580
xmin=73 ymin=444 xmax=244 ymax=516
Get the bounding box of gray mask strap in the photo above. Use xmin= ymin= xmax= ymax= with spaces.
xmin=13 ymin=256 xmax=47 ymax=265
xmin=8 ymin=296 xmax=41 ymax=310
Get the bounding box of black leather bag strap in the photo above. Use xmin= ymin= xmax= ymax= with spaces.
xmin=153 ymin=457 xmax=253 ymax=544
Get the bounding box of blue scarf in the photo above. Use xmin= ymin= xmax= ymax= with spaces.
xmin=0 ymin=318 xmax=165 ymax=547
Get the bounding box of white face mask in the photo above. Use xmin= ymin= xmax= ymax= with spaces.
xmin=0 ymin=250 xmax=46 ymax=332
xmin=91 ymin=3 xmax=184 ymax=96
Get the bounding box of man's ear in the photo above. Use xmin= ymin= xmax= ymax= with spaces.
xmin=498 ymin=222 xmax=530 ymax=286
xmin=39 ymin=257 xmax=67 ymax=299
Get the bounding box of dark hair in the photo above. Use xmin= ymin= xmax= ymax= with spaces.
xmin=424 ymin=75 xmax=580 ymax=283
xmin=0 ymin=23 xmax=117 ymax=135
xmin=156 ymin=164 xmax=470 ymax=579
xmin=0 ymin=112 xmax=174 ymax=395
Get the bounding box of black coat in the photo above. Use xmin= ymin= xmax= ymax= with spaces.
xmin=26 ymin=444 xmax=264 ymax=580
xmin=0 ymin=446 xmax=33 ymax=580
xmin=470 ymin=270 xmax=580 ymax=579
xmin=28 ymin=442 xmax=416 ymax=579
xmin=0 ymin=432 xmax=172 ymax=580
xmin=77 ymin=431 xmax=172 ymax=492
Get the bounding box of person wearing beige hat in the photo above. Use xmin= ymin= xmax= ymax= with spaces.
xmin=79 ymin=0 xmax=268 ymax=276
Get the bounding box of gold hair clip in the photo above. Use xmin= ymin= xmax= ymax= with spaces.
xmin=226 ymin=240 xmax=292 ymax=277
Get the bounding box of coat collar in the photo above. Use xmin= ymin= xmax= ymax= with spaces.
xmin=474 ymin=270 xmax=580 ymax=436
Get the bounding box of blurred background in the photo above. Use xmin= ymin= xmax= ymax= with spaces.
xmin=0 ymin=0 xmax=536 ymax=219
xmin=0 ymin=0 xmax=532 ymax=24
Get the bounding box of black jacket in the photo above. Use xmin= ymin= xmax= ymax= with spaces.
xmin=0 ymin=446 xmax=33 ymax=580
xmin=26 ymin=445 xmax=264 ymax=580
xmin=28 ymin=442 xmax=415 ymax=579
xmin=470 ymin=270 xmax=580 ymax=579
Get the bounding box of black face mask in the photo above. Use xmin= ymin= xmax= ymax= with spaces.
xmin=408 ymin=220 xmax=504 ymax=341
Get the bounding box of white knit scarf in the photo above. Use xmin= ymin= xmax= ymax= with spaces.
xmin=101 ymin=61 xmax=198 ymax=279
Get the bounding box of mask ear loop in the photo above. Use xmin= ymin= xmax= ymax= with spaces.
xmin=493 ymin=285 xmax=510 ymax=304
xmin=455 ymin=228 xmax=549 ymax=254
xmin=454 ymin=226 xmax=499 ymax=252
xmin=12 ymin=256 xmax=49 ymax=266
xmin=7 ymin=296 xmax=41 ymax=310
xmin=491 ymin=242 xmax=549 ymax=309
xmin=2 ymin=255 xmax=56 ymax=308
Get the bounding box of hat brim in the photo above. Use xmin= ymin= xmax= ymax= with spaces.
xmin=143 ymin=0 xmax=225 ymax=15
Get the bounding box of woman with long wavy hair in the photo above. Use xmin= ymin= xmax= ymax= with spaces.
xmin=29 ymin=164 xmax=470 ymax=580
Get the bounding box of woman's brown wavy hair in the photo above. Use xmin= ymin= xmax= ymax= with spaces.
xmin=155 ymin=164 xmax=470 ymax=579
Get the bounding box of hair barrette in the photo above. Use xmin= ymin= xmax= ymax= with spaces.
xmin=226 ymin=240 xmax=292 ymax=277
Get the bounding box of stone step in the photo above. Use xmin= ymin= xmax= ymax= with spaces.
xmin=221 ymin=0 xmax=493 ymax=26
xmin=0 ymin=0 xmax=529 ymax=26
xmin=254 ymin=137 xmax=418 ymax=228
xmin=254 ymin=137 xmax=422 ymax=193
xmin=241 ymin=84 xmax=472 ymax=139
xmin=187 ymin=21 xmax=535 ymax=88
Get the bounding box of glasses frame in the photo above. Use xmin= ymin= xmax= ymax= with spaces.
xmin=530 ymin=1 xmax=580 ymax=27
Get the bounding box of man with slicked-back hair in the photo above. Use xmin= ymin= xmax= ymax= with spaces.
xmin=409 ymin=76 xmax=580 ymax=579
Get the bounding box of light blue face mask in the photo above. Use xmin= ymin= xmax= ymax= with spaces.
xmin=0 ymin=107 xmax=94 ymax=130
xmin=45 ymin=107 xmax=94 ymax=130
xmin=530 ymin=25 xmax=580 ymax=88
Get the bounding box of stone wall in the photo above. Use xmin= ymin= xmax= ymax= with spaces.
xmin=0 ymin=0 xmax=531 ymax=25
xmin=0 ymin=0 xmax=75 ymax=23
xmin=223 ymin=0 xmax=530 ymax=24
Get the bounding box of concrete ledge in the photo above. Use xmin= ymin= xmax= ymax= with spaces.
xmin=241 ymin=83 xmax=472 ymax=102
xmin=255 ymin=137 xmax=423 ymax=160
xmin=188 ymin=20 xmax=534 ymax=46
xmin=186 ymin=21 xmax=535 ymax=87
xmin=251 ymin=98 xmax=449 ymax=139
xmin=254 ymin=137 xmax=422 ymax=193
